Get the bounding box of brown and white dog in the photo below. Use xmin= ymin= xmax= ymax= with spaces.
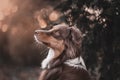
xmin=34 ymin=23 xmax=91 ymax=80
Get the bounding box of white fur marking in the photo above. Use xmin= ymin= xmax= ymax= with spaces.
xmin=41 ymin=48 xmax=55 ymax=69
xmin=34 ymin=35 xmax=42 ymax=44
xmin=64 ymin=56 xmax=87 ymax=70
xmin=80 ymin=56 xmax=86 ymax=68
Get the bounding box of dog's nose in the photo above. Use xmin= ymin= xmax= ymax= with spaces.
xmin=34 ymin=30 xmax=44 ymax=35
xmin=35 ymin=30 xmax=39 ymax=35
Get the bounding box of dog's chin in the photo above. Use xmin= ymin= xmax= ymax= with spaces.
xmin=34 ymin=35 xmax=42 ymax=44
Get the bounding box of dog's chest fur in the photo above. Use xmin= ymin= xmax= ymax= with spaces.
xmin=41 ymin=49 xmax=91 ymax=80
xmin=41 ymin=48 xmax=55 ymax=69
xmin=41 ymin=48 xmax=86 ymax=69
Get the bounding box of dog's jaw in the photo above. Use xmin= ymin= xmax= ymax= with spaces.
xmin=34 ymin=35 xmax=42 ymax=44
xmin=41 ymin=48 xmax=55 ymax=69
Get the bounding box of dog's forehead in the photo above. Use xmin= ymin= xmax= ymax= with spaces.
xmin=52 ymin=24 xmax=69 ymax=30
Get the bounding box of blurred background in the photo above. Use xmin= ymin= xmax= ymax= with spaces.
xmin=0 ymin=0 xmax=120 ymax=80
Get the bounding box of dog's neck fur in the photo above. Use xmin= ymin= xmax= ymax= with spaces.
xmin=41 ymin=48 xmax=55 ymax=69
xmin=64 ymin=56 xmax=86 ymax=70
xmin=41 ymin=48 xmax=62 ymax=69
xmin=41 ymin=48 xmax=86 ymax=70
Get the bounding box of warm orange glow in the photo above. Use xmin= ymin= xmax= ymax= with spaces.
xmin=0 ymin=22 xmax=2 ymax=29
xmin=11 ymin=6 xmax=18 ymax=13
xmin=11 ymin=27 xmax=18 ymax=35
xmin=1 ymin=24 xmax=8 ymax=32
xmin=0 ymin=0 xmax=18 ymax=20
xmin=37 ymin=16 xmax=47 ymax=28
xmin=49 ymin=11 xmax=60 ymax=21
xmin=0 ymin=12 xmax=5 ymax=20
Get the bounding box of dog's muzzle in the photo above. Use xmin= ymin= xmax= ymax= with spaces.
xmin=34 ymin=29 xmax=51 ymax=44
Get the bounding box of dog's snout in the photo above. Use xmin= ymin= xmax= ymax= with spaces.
xmin=35 ymin=30 xmax=51 ymax=35
xmin=35 ymin=30 xmax=39 ymax=35
xmin=35 ymin=30 xmax=43 ymax=35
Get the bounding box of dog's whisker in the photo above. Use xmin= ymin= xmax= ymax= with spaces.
xmin=32 ymin=41 xmax=48 ymax=59
xmin=33 ymin=41 xmax=41 ymax=48
xmin=39 ymin=48 xmax=48 ymax=55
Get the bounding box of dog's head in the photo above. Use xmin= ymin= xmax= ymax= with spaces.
xmin=34 ymin=24 xmax=83 ymax=59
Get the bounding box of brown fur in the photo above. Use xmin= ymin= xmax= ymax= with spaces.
xmin=34 ymin=24 xmax=91 ymax=80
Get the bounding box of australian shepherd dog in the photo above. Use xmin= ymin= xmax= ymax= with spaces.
xmin=34 ymin=23 xmax=91 ymax=80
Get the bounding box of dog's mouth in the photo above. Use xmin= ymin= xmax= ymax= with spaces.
xmin=34 ymin=34 xmax=50 ymax=46
xmin=34 ymin=29 xmax=54 ymax=47
xmin=34 ymin=35 xmax=41 ymax=44
xmin=42 ymin=42 xmax=50 ymax=46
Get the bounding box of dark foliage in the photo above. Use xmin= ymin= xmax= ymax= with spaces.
xmin=52 ymin=0 xmax=120 ymax=80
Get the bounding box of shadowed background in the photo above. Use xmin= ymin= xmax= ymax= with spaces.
xmin=0 ymin=0 xmax=50 ymax=79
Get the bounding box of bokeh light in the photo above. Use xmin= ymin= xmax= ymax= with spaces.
xmin=1 ymin=24 xmax=8 ymax=32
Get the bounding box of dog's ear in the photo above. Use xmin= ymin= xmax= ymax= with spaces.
xmin=61 ymin=27 xmax=71 ymax=39
xmin=70 ymin=27 xmax=82 ymax=45
xmin=64 ymin=27 xmax=82 ymax=58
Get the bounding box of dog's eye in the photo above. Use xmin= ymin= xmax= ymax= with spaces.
xmin=52 ymin=31 xmax=60 ymax=36
xmin=52 ymin=30 xmax=62 ymax=39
